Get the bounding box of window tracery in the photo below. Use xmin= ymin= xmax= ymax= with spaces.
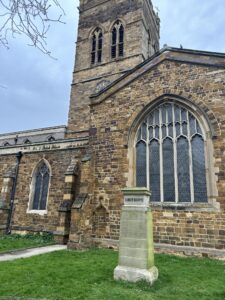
xmin=91 ymin=27 xmax=103 ymax=65
xmin=111 ymin=20 xmax=124 ymax=59
xmin=30 ymin=161 xmax=50 ymax=211
xmin=136 ymin=102 xmax=208 ymax=203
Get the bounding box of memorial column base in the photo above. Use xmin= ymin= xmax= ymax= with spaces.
xmin=114 ymin=265 xmax=158 ymax=284
xmin=114 ymin=188 xmax=158 ymax=285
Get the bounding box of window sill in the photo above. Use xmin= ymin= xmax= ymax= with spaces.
xmin=110 ymin=56 xmax=124 ymax=62
xmin=150 ymin=202 xmax=220 ymax=212
xmin=26 ymin=209 xmax=48 ymax=216
xmin=90 ymin=62 xmax=102 ymax=68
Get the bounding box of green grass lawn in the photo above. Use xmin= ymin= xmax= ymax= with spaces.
xmin=0 ymin=233 xmax=55 ymax=253
xmin=0 ymin=249 xmax=224 ymax=300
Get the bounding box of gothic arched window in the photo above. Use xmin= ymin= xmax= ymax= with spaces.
xmin=135 ymin=102 xmax=208 ymax=203
xmin=111 ymin=20 xmax=124 ymax=59
xmin=91 ymin=27 xmax=103 ymax=65
xmin=30 ymin=160 xmax=50 ymax=211
xmin=24 ymin=139 xmax=31 ymax=144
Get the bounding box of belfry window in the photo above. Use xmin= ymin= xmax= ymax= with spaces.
xmin=135 ymin=102 xmax=208 ymax=203
xmin=91 ymin=28 xmax=103 ymax=65
xmin=31 ymin=161 xmax=50 ymax=210
xmin=111 ymin=20 xmax=124 ymax=59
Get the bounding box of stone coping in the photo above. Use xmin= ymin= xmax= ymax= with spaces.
xmin=90 ymin=47 xmax=225 ymax=105
xmin=0 ymin=125 xmax=66 ymax=139
xmin=0 ymin=137 xmax=89 ymax=155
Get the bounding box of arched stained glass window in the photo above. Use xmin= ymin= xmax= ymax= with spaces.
xmin=111 ymin=20 xmax=124 ymax=59
xmin=135 ymin=101 xmax=208 ymax=203
xmin=31 ymin=161 xmax=50 ymax=210
xmin=91 ymin=28 xmax=103 ymax=65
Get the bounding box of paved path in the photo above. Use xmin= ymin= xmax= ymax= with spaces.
xmin=0 ymin=245 xmax=67 ymax=262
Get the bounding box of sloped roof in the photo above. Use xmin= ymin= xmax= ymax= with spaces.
xmin=90 ymin=47 xmax=225 ymax=105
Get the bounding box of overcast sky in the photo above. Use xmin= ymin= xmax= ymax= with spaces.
xmin=0 ymin=0 xmax=224 ymax=134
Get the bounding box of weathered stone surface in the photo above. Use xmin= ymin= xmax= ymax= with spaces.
xmin=0 ymin=0 xmax=225 ymax=257
xmin=114 ymin=265 xmax=158 ymax=285
xmin=67 ymin=0 xmax=160 ymax=136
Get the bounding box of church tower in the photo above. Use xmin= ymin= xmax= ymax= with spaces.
xmin=67 ymin=0 xmax=160 ymax=137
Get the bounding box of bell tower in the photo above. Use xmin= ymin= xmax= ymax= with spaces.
xmin=67 ymin=0 xmax=160 ymax=137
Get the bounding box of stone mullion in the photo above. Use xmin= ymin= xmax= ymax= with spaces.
xmin=38 ymin=174 xmax=44 ymax=210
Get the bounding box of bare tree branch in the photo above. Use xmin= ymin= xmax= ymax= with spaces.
xmin=0 ymin=0 xmax=65 ymax=56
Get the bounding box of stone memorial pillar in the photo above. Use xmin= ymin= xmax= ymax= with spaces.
xmin=114 ymin=187 xmax=158 ymax=285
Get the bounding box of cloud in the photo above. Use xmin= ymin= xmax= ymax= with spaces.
xmin=0 ymin=0 xmax=79 ymax=133
xmin=0 ymin=0 xmax=224 ymax=133
xmin=154 ymin=0 xmax=225 ymax=52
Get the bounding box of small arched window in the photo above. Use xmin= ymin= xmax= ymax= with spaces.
xmin=47 ymin=136 xmax=55 ymax=142
xmin=24 ymin=139 xmax=31 ymax=144
xmin=135 ymin=102 xmax=208 ymax=203
xmin=111 ymin=20 xmax=124 ymax=59
xmin=31 ymin=161 xmax=50 ymax=210
xmin=91 ymin=27 xmax=103 ymax=65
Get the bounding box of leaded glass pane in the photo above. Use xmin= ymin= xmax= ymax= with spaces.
xmin=177 ymin=137 xmax=191 ymax=202
xmin=176 ymin=122 xmax=181 ymax=137
xmin=40 ymin=173 xmax=49 ymax=210
xmin=40 ymin=163 xmax=48 ymax=175
xmin=175 ymin=105 xmax=180 ymax=122
xmin=192 ymin=135 xmax=207 ymax=202
xmin=181 ymin=109 xmax=187 ymax=121
xmin=154 ymin=110 xmax=159 ymax=124
xmin=196 ymin=121 xmax=202 ymax=134
xmin=33 ymin=173 xmax=42 ymax=209
xmin=182 ymin=122 xmax=188 ymax=136
xmin=148 ymin=114 xmax=153 ymax=126
xmin=149 ymin=140 xmax=160 ymax=202
xmin=137 ymin=127 xmax=141 ymax=141
xmin=167 ymin=104 xmax=173 ymax=123
xmin=155 ymin=126 xmax=159 ymax=139
xmin=162 ymin=125 xmax=167 ymax=138
xmin=142 ymin=123 xmax=147 ymax=141
xmin=168 ymin=124 xmax=173 ymax=137
xmin=136 ymin=142 xmax=147 ymax=187
xmin=163 ymin=138 xmax=175 ymax=202
xmin=162 ymin=106 xmax=167 ymax=124
xmin=189 ymin=115 xmax=196 ymax=136
xmin=149 ymin=126 xmax=153 ymax=140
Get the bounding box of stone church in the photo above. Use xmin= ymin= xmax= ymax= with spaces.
xmin=0 ymin=0 xmax=225 ymax=257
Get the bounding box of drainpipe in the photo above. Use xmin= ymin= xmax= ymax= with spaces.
xmin=6 ymin=151 xmax=23 ymax=234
